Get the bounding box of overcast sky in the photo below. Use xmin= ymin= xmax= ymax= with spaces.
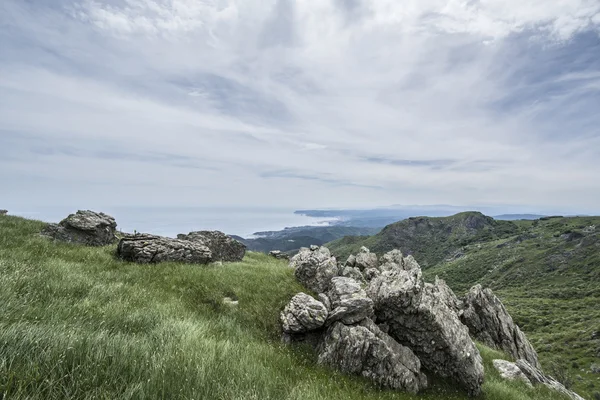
xmin=1 ymin=0 xmax=599 ymax=213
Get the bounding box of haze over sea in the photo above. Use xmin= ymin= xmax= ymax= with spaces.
xmin=9 ymin=206 xmax=336 ymax=238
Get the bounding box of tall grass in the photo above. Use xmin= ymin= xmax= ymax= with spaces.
xmin=0 ymin=216 xmax=570 ymax=399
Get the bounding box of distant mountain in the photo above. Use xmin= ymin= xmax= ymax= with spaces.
xmin=326 ymin=211 xmax=520 ymax=267
xmin=493 ymin=214 xmax=546 ymax=220
xmin=232 ymin=225 xmax=380 ymax=254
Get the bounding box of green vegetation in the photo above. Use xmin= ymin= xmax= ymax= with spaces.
xmin=0 ymin=215 xmax=574 ymax=399
xmin=328 ymin=213 xmax=600 ymax=399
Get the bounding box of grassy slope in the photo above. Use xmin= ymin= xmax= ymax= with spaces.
xmin=0 ymin=216 xmax=572 ymax=400
xmin=422 ymin=216 xmax=600 ymax=399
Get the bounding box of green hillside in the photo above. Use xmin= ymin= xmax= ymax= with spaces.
xmin=0 ymin=215 xmax=574 ymax=400
xmin=327 ymin=213 xmax=600 ymax=398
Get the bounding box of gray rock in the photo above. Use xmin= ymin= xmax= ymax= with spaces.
xmin=0 ymin=209 xmax=7 ymax=216
xmin=516 ymin=359 xmax=585 ymax=400
xmin=117 ymin=234 xmax=212 ymax=264
xmin=355 ymin=247 xmax=378 ymax=271
xmin=318 ymin=293 xmax=331 ymax=312
xmin=268 ymin=250 xmax=290 ymax=260
xmin=318 ymin=319 xmax=427 ymax=393
xmin=591 ymin=363 xmax=600 ymax=374
xmin=378 ymin=250 xmax=420 ymax=273
xmin=434 ymin=276 xmax=462 ymax=314
xmin=364 ymin=267 xmax=381 ymax=281
xmin=492 ymin=359 xmax=532 ymax=387
xmin=327 ymin=277 xmax=373 ymax=325
xmin=461 ymin=285 xmax=540 ymax=368
xmin=177 ymin=231 xmax=245 ymax=262
xmin=368 ymin=257 xmax=484 ymax=396
xmin=339 ymin=266 xmax=365 ymax=283
xmin=280 ymin=293 xmax=328 ymax=334
xmin=345 ymin=254 xmax=356 ymax=267
xmin=290 ymin=246 xmax=339 ymax=293
xmin=41 ymin=210 xmax=117 ymax=246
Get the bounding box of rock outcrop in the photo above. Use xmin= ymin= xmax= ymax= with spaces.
xmin=177 ymin=231 xmax=245 ymax=262
xmin=515 ymin=360 xmax=585 ymax=400
xmin=289 ymin=246 xmax=338 ymax=293
xmin=325 ymin=277 xmax=373 ymax=325
xmin=280 ymin=293 xmax=328 ymax=334
xmin=318 ymin=319 xmax=427 ymax=393
xmin=492 ymin=359 xmax=532 ymax=387
xmin=117 ymin=234 xmax=212 ymax=264
xmin=355 ymin=246 xmax=378 ymax=271
xmin=368 ymin=258 xmax=484 ymax=396
xmin=461 ymin=285 xmax=540 ymax=368
xmin=0 ymin=209 xmax=7 ymax=216
xmin=338 ymin=265 xmax=365 ymax=282
xmin=41 ymin=210 xmax=117 ymax=246
xmin=268 ymin=250 xmax=290 ymax=260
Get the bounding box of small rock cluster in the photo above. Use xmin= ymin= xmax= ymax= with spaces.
xmin=281 ymin=245 xmax=550 ymax=397
xmin=41 ymin=210 xmax=118 ymax=246
xmin=41 ymin=210 xmax=246 ymax=264
xmin=0 ymin=209 xmax=7 ymax=216
xmin=268 ymin=250 xmax=290 ymax=260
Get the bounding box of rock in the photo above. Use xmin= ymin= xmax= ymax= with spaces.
xmin=280 ymin=293 xmax=328 ymax=334
xmin=327 ymin=277 xmax=373 ymax=325
xmin=591 ymin=363 xmax=600 ymax=374
xmin=117 ymin=234 xmax=212 ymax=264
xmin=378 ymin=250 xmax=420 ymax=273
xmin=368 ymin=256 xmax=484 ymax=396
xmin=339 ymin=266 xmax=365 ymax=282
xmin=364 ymin=267 xmax=381 ymax=281
xmin=290 ymin=246 xmax=339 ymax=293
xmin=434 ymin=276 xmax=462 ymax=314
xmin=492 ymin=359 xmax=532 ymax=387
xmin=177 ymin=231 xmax=245 ymax=262
xmin=268 ymin=250 xmax=290 ymax=260
xmin=516 ymin=359 xmax=585 ymax=400
xmin=345 ymin=254 xmax=356 ymax=267
xmin=318 ymin=319 xmax=427 ymax=393
xmin=310 ymin=245 xmax=319 ymax=251
xmin=41 ymin=210 xmax=117 ymax=246
xmin=0 ymin=209 xmax=7 ymax=216
xmin=461 ymin=285 xmax=540 ymax=368
xmin=355 ymin=247 xmax=378 ymax=271
xmin=318 ymin=293 xmax=331 ymax=311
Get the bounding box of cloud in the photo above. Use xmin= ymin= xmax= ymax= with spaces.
xmin=0 ymin=0 xmax=599 ymax=212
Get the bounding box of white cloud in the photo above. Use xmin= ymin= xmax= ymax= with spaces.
xmin=0 ymin=0 xmax=599 ymax=212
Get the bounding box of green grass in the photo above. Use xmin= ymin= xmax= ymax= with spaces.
xmin=0 ymin=215 xmax=574 ymax=400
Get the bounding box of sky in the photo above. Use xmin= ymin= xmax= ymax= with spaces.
xmin=1 ymin=0 xmax=600 ymax=213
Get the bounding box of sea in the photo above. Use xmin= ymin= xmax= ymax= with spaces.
xmin=9 ymin=206 xmax=338 ymax=238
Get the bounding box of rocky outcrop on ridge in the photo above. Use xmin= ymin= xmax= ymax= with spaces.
xmin=177 ymin=230 xmax=246 ymax=262
xmin=284 ymin=246 xmax=488 ymax=396
xmin=41 ymin=210 xmax=117 ymax=246
xmin=117 ymin=234 xmax=212 ymax=264
xmin=0 ymin=209 xmax=7 ymax=216
xmin=461 ymin=284 xmax=540 ymax=368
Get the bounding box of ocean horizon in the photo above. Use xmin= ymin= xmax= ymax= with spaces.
xmin=8 ymin=206 xmax=338 ymax=238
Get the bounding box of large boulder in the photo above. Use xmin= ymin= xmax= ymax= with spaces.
xmin=354 ymin=246 xmax=378 ymax=271
xmin=177 ymin=231 xmax=245 ymax=262
xmin=378 ymin=250 xmax=420 ymax=273
xmin=41 ymin=210 xmax=117 ymax=246
xmin=368 ymin=257 xmax=484 ymax=396
xmin=326 ymin=277 xmax=373 ymax=325
xmin=338 ymin=266 xmax=365 ymax=283
xmin=290 ymin=246 xmax=338 ymax=293
xmin=461 ymin=285 xmax=540 ymax=368
xmin=434 ymin=276 xmax=463 ymax=314
xmin=515 ymin=360 xmax=585 ymax=400
xmin=318 ymin=318 xmax=427 ymax=393
xmin=280 ymin=293 xmax=328 ymax=334
xmin=117 ymin=234 xmax=212 ymax=264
